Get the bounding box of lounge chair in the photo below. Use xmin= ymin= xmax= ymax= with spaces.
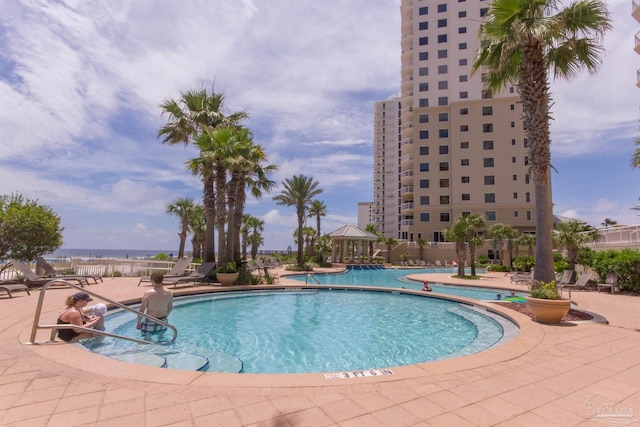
xmin=560 ymin=271 xmax=593 ymax=294
xmin=0 ymin=282 xmax=30 ymax=298
xmin=36 ymin=256 xmax=102 ymax=284
xmin=556 ymin=269 xmax=575 ymax=287
xmin=435 ymin=260 xmax=442 ymax=267
xmin=9 ymin=259 xmax=91 ymax=288
xmin=597 ymin=272 xmax=618 ymax=293
xmin=163 ymin=262 xmax=216 ymax=288
xmin=137 ymin=257 xmax=192 ymax=286
xmin=511 ymin=269 xmax=536 ymax=284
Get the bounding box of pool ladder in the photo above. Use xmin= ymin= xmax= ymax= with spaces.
xmin=26 ymin=279 xmax=177 ymax=345
xmin=305 ymin=274 xmax=321 ymax=284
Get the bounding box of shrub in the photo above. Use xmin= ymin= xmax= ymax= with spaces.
xmin=590 ymin=249 xmax=640 ymax=292
xmin=153 ymin=253 xmax=169 ymax=260
xmin=530 ymin=281 xmax=561 ymax=300
xmin=112 ymin=270 xmax=122 ymax=277
xmin=487 ymin=264 xmax=510 ymax=272
xmin=478 ymin=255 xmax=489 ymax=265
xmin=513 ymin=255 xmax=535 ymax=272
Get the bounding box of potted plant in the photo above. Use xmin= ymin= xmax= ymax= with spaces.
xmin=525 ymin=280 xmax=570 ymax=324
xmin=216 ymin=262 xmax=239 ymax=286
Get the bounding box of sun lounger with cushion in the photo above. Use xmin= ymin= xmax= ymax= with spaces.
xmin=9 ymin=259 xmax=90 ymax=288
xmin=36 ymin=257 xmax=103 ymax=284
xmin=560 ymin=271 xmax=593 ymax=294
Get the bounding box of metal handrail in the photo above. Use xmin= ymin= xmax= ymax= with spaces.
xmin=27 ymin=279 xmax=177 ymax=345
xmin=304 ymin=274 xmax=321 ymax=285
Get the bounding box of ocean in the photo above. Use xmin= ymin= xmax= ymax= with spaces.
xmin=46 ymin=248 xmax=178 ymax=260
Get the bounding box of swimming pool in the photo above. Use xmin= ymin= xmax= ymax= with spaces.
xmin=287 ymin=268 xmax=524 ymax=300
xmin=83 ymin=289 xmax=518 ymax=374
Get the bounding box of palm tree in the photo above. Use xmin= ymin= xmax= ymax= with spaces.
xmin=273 ymin=175 xmax=323 ymax=269
xmin=516 ymin=233 xmax=536 ymax=256
xmin=473 ymin=0 xmax=611 ymax=283
xmin=188 ymin=204 xmax=206 ymax=260
xmin=158 ymin=87 xmax=248 ymax=263
xmin=445 ymin=214 xmax=485 ymax=277
xmin=308 ymin=200 xmax=327 ymax=239
xmin=553 ymin=220 xmax=601 ymax=271
xmin=365 ymin=224 xmax=381 ymax=258
xmin=489 ymin=224 xmax=511 ymax=267
xmin=416 ymin=237 xmax=427 ymax=262
xmin=632 ymin=137 xmax=640 ymax=169
xmin=384 ymin=237 xmax=397 ymax=264
xmin=165 ymin=196 xmax=196 ymax=259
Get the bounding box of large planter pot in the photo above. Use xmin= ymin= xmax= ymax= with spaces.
xmin=525 ymin=296 xmax=571 ymax=324
xmin=216 ymin=272 xmax=239 ymax=286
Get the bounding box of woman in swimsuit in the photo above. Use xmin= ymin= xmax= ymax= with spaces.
xmin=56 ymin=292 xmax=104 ymax=342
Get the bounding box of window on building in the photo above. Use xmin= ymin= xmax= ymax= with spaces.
xmin=483 ymin=158 xmax=494 ymax=167
xmin=513 ymin=192 xmax=518 ymax=199
xmin=461 ymin=176 xmax=470 ymax=183
xmin=419 ymin=37 xmax=429 ymax=46
xmin=438 ymin=19 xmax=447 ymax=28
xmin=514 ymin=211 xmax=519 ymax=218
xmin=484 ymin=175 xmax=495 ymax=185
xmin=512 ymin=156 xmax=516 ymax=163
xmin=526 ymin=211 xmax=532 ymax=220
xmin=438 ymin=97 xmax=448 ymax=106
xmin=419 ymin=114 xmax=429 ymax=123
xmin=480 ymin=7 xmax=489 ymax=16
xmin=460 ymin=92 xmax=468 ymax=99
xmin=458 ymin=27 xmax=467 ymax=34
xmin=512 ymin=138 xmax=517 ymax=145
xmin=485 ymin=211 xmax=497 ymax=221
xmin=460 ymin=107 xmax=468 ymax=115
xmin=438 ymin=49 xmax=448 ymax=58
xmin=420 ymin=179 xmax=430 ymax=188
xmin=437 ymin=3 xmax=447 ymax=12
xmin=459 ymin=75 xmax=468 ymax=82
xmin=482 ymin=106 xmax=493 ymax=115
xmin=438 ymin=129 xmax=448 ymax=138
xmin=526 ymin=192 xmax=531 ymax=202
xmin=511 ymin=121 xmax=515 ymax=128
xmin=460 ymin=141 xmax=469 ymax=149
xmin=419 ymin=67 xmax=429 ymax=76
xmin=419 ymin=130 xmax=429 ymax=139
xmin=420 ymin=196 xmax=430 ymax=205
xmin=440 ymin=178 xmax=449 ymax=188
xmin=524 ymin=138 xmax=529 ymax=147
xmin=440 ymin=195 xmax=450 ymax=205
xmin=458 ymin=10 xmax=467 ymax=17
xmin=461 ymin=158 xmax=469 ymax=166
xmin=459 ymin=58 xmax=467 ymax=66
xmin=483 ymin=140 xmax=494 ymax=150
xmin=419 ymin=51 xmax=428 ymax=61
xmin=483 ymin=123 xmax=493 ymax=132
xmin=419 ymin=6 xmax=429 ymax=15
xmin=482 ymin=89 xmax=492 ymax=98
xmin=419 ymin=146 xmax=429 ymax=155
xmin=524 ymin=156 xmax=529 ymax=165
xmin=438 ymin=112 xmax=448 ymax=121
xmin=419 ymin=83 xmax=429 ymax=92
xmin=420 ymin=212 xmax=430 ymax=222
xmin=510 ymin=104 xmax=515 ymax=110
xmin=419 ymin=21 xmax=428 ymax=30
xmin=439 ymin=162 xmax=449 ymax=171
xmin=439 ymin=145 xmax=449 ymax=154
xmin=438 ymin=34 xmax=447 ymax=42
xmin=525 ymin=174 xmax=530 ymax=184
xmin=419 ymin=98 xmax=429 ymax=107
xmin=513 ymin=174 xmax=517 ymax=181
xmin=440 ymin=212 xmax=451 ymax=222
xmin=438 ymin=65 xmax=448 ymax=74
xmin=419 ymin=163 xmax=429 ymax=171
xmin=438 ymin=81 xmax=448 ymax=90
xmin=462 ymin=193 xmax=470 ymax=201
xmin=459 ymin=42 xmax=467 ymax=50
xmin=460 ymin=125 xmax=468 ymax=132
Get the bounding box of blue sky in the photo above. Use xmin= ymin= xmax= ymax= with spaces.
xmin=1 ymin=0 xmax=638 ymax=252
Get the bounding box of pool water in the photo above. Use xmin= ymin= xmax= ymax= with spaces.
xmin=84 ymin=290 xmax=516 ymax=374
xmin=287 ymin=268 xmax=524 ymax=300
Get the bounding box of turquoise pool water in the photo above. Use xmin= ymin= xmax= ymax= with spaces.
xmin=287 ymin=268 xmax=524 ymax=300
xmin=84 ymin=289 xmax=517 ymax=374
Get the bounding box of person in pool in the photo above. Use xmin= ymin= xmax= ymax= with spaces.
xmin=56 ymin=292 xmax=105 ymax=342
xmin=422 ymin=281 xmax=432 ymax=292
xmin=137 ymin=272 xmax=173 ymax=340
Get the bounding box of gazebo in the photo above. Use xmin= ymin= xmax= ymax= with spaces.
xmin=327 ymin=224 xmax=379 ymax=263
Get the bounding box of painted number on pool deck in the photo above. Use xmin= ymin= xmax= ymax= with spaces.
xmin=324 ymin=369 xmax=395 ymax=380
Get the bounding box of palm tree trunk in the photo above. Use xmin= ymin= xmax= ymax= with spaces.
xmin=178 ymin=217 xmax=188 ymax=259
xmin=203 ymin=176 xmax=216 ymax=263
xmin=297 ymin=209 xmax=305 ymax=268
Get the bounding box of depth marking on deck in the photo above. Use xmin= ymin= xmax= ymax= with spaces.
xmin=324 ymin=369 xmax=395 ymax=380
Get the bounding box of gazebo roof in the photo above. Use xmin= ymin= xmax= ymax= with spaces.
xmin=328 ymin=224 xmax=379 ymax=241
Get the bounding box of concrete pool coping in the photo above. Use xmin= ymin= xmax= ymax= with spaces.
xmin=20 ymin=283 xmax=540 ymax=388
xmin=2 ymin=270 xmax=639 ymax=426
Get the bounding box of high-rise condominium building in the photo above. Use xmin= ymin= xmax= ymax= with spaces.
xmin=373 ymin=0 xmax=538 ymax=242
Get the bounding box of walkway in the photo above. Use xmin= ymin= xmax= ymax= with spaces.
xmin=0 ymin=271 xmax=638 ymax=426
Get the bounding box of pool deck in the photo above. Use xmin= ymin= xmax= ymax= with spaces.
xmin=1 ymin=269 xmax=639 ymax=426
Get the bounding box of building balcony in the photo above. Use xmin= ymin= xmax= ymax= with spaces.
xmin=636 ymin=30 xmax=640 ymax=54
xmin=634 ymin=0 xmax=640 ymax=22
xmin=401 ymin=137 xmax=413 ymax=146
xmin=401 ymin=202 xmax=414 ymax=212
xmin=400 ymin=219 xmax=414 ymax=227
xmin=637 ymin=68 xmax=640 ymax=88
xmin=400 ymin=185 xmax=414 ymax=195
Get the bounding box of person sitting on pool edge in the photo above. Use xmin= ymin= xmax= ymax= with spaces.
xmin=137 ymin=272 xmax=173 ymax=340
xmin=422 ymin=281 xmax=432 ymax=292
xmin=56 ymin=292 xmax=105 ymax=342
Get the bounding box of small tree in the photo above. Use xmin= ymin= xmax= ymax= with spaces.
xmin=0 ymin=193 xmax=63 ymax=270
xmin=553 ymin=220 xmax=601 ymax=271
